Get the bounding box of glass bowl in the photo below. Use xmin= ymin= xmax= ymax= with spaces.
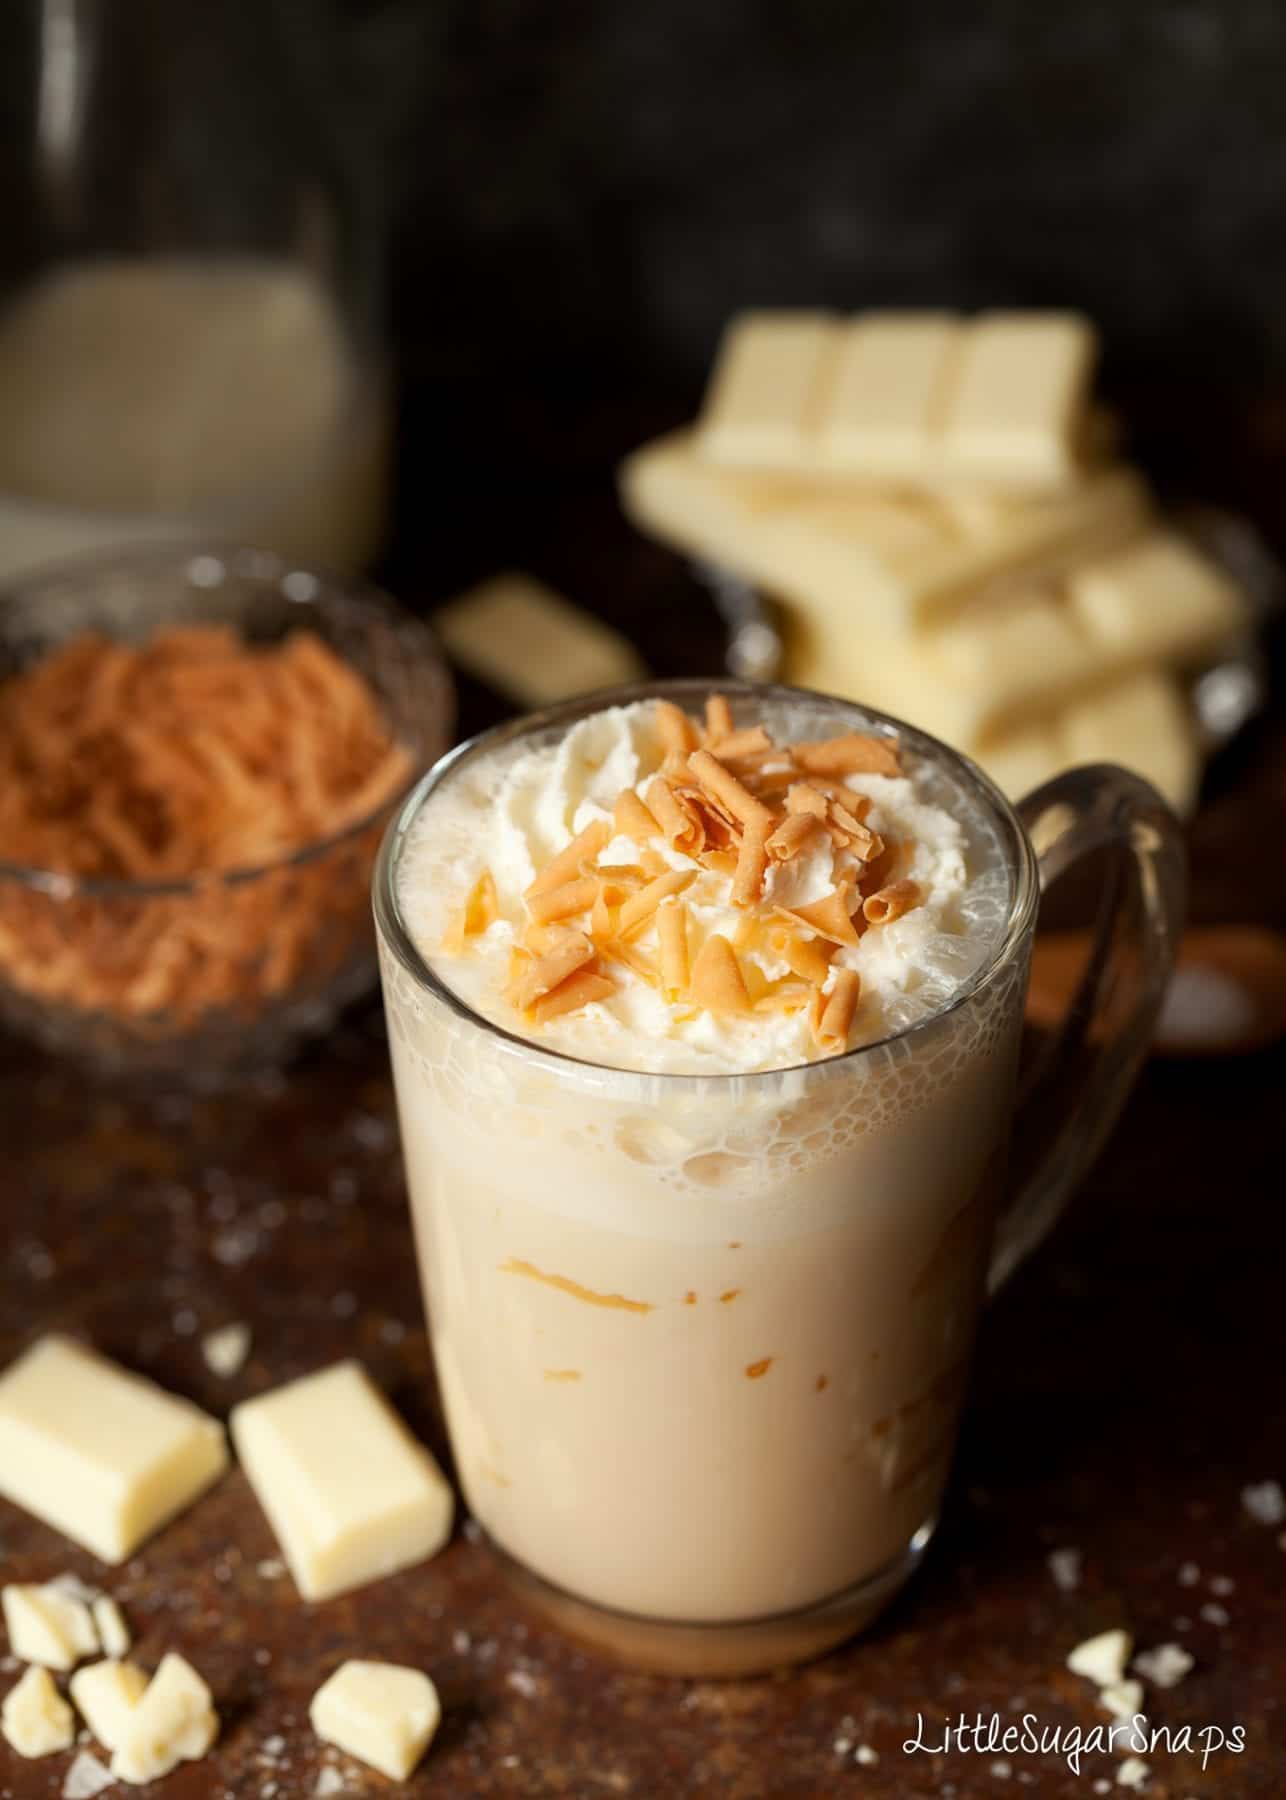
xmin=0 ymin=545 xmax=453 ymax=1076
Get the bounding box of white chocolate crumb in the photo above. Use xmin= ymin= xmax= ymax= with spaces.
xmin=1117 ymin=1757 xmax=1150 ymax=1789
xmin=1132 ymin=1643 xmax=1194 ymax=1689
xmin=1067 ymin=1628 xmax=1132 ymax=1688
xmin=1242 ymin=1480 xmax=1285 ymax=1526
xmin=203 ymin=1323 xmax=252 ymax=1378
xmin=1098 ymin=1679 xmax=1144 ymax=1721
xmin=506 ymin=1669 xmax=539 ymax=1698
xmin=990 ymin=1760 xmax=1011 ymax=1779
xmin=1199 ymin=1602 xmax=1230 ymax=1627
xmin=314 ymin=1769 xmax=344 ymax=1796
xmin=1047 ymin=1547 xmax=1082 ymax=1592
xmin=1208 ymin=1575 xmax=1234 ymax=1596
xmin=62 ymin=1750 xmax=114 ymax=1798
xmin=1177 ymin=1561 xmax=1200 ymax=1587
xmin=256 ymin=1559 xmax=286 ymax=1581
xmin=854 ymin=1744 xmax=878 ymax=1766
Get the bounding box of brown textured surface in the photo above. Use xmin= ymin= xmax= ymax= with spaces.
xmin=2 ymin=526 xmax=1285 ymax=1797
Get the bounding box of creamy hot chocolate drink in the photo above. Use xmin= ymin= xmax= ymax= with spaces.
xmin=379 ymin=688 xmax=1028 ymax=1658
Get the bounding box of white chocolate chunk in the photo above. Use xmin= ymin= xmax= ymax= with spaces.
xmin=2 ymin=1583 xmax=99 ymax=1670
xmin=91 ymin=1597 xmax=130 ymax=1659
xmin=620 ymin=430 xmax=1149 ymax=637
xmin=940 ymin=312 xmax=1097 ymax=484
xmin=230 ymin=1361 xmax=454 ymax=1602
xmin=1067 ymin=1627 xmax=1133 ymax=1688
xmin=817 ymin=313 xmax=960 ymax=476
xmin=700 ymin=312 xmax=837 ymax=466
xmin=0 ymin=1335 xmax=229 ymax=1563
xmin=70 ymin=1659 xmax=149 ymax=1750
xmin=1 ymin=1664 xmax=76 ymax=1757
xmin=1068 ymin=530 xmax=1243 ymax=661
xmin=110 ymin=1652 xmax=219 ymax=1785
xmin=435 ymin=572 xmax=647 ymax=707
xmin=201 ymin=1321 xmax=252 ymax=1379
xmin=310 ymin=1660 xmax=441 ymax=1781
xmin=62 ymin=1748 xmax=115 ymax=1798
xmin=1098 ymin=1678 xmax=1145 ymax=1720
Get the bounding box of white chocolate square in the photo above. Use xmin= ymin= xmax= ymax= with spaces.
xmin=230 ymin=1361 xmax=454 ymax=1603
xmin=69 ymin=1659 xmax=149 ymax=1750
xmin=1 ymin=1664 xmax=75 ymax=1759
xmin=110 ymin=1652 xmax=218 ymax=1785
xmin=0 ymin=1336 xmax=229 ymax=1563
xmin=310 ymin=1660 xmax=440 ymax=1781
xmin=699 ymin=312 xmax=837 ymax=466
xmin=816 ymin=313 xmax=960 ymax=476
xmin=1068 ymin=529 xmax=1243 ymax=660
xmin=435 ymin=572 xmax=647 ymax=707
xmin=940 ymin=312 xmax=1097 ymax=484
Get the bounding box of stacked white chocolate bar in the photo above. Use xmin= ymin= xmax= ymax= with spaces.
xmin=619 ymin=311 xmax=1247 ymax=812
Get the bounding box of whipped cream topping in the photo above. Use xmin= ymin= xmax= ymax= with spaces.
xmin=396 ymin=700 xmax=1008 ymax=1075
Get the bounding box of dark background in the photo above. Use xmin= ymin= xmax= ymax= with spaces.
xmin=278 ymin=0 xmax=1286 ymax=591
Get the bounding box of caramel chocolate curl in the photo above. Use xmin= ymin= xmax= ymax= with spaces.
xmin=793 ymin=733 xmax=901 ymax=778
xmin=527 ymin=875 xmax=599 ymax=925
xmin=529 ymin=967 xmax=616 ymax=1023
xmin=655 ymin=699 xmax=699 ymax=756
xmin=618 ymin=868 xmax=696 ymax=936
xmin=689 ymin=933 xmax=752 ymax=1014
xmin=785 ymin=782 xmax=829 ymax=819
xmin=687 ymin=749 xmax=773 ymax=832
xmin=712 ymin=725 xmax=773 ymax=761
xmin=657 ymin=900 xmax=690 ymax=1000
xmin=731 ymin=819 xmax=770 ymax=908
xmin=646 ymin=775 xmax=704 ymax=856
xmin=512 ymin=929 xmax=595 ymax=1010
xmin=862 ymin=878 xmax=922 ymax=925
xmin=613 ymin=789 xmax=660 ymax=841
xmin=767 ymin=924 xmax=835 ymax=986
xmin=812 ymin=968 xmax=861 ymax=1054
xmin=765 ymin=813 xmax=821 ymax=862
xmin=779 ymin=881 xmax=862 ymax=947
xmin=440 ymin=868 xmax=499 ymax=953
xmin=526 ymin=819 xmax=611 ymax=898
xmin=704 ymin=694 xmax=735 ymax=742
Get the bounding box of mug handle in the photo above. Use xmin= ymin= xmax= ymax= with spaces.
xmin=988 ymin=764 xmax=1188 ymax=1293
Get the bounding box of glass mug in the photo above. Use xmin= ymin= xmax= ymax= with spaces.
xmin=374 ymin=680 xmax=1186 ymax=1677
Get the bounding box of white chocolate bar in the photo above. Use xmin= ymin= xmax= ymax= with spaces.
xmin=699 ymin=312 xmax=837 ymax=467
xmin=0 ymin=1336 xmax=229 ymax=1563
xmin=230 ymin=1361 xmax=454 ymax=1603
xmin=815 ymin=313 xmax=958 ymax=477
xmin=786 ymin=528 xmax=1243 ymax=744
xmin=435 ymin=571 xmax=646 ymax=707
xmin=310 ymin=1660 xmax=441 ymax=1781
xmin=620 ymin=429 xmax=1150 ymax=635
xmin=939 ymin=311 xmax=1096 ymax=485
xmin=695 ymin=309 xmax=1098 ymax=489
